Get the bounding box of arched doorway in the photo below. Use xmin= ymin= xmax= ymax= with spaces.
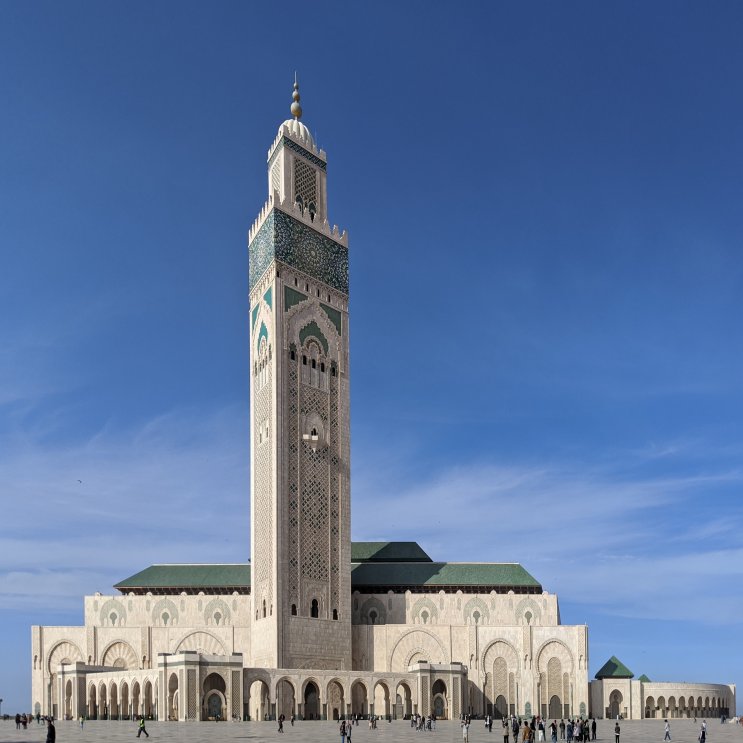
xmin=351 ymin=681 xmax=368 ymax=717
xmin=432 ymin=679 xmax=447 ymax=720
xmin=168 ymin=673 xmax=179 ymax=721
xmin=609 ymin=690 xmax=623 ymax=719
xmin=374 ymin=682 xmax=390 ymax=719
xmin=143 ymin=680 xmax=153 ymax=719
xmin=549 ymin=695 xmax=562 ymax=718
xmin=495 ymin=695 xmax=508 ymax=719
xmin=88 ymin=684 xmax=97 ymax=719
xmin=645 ymin=696 xmax=655 ymax=719
xmin=277 ymin=679 xmax=297 ymax=720
xmin=98 ymin=683 xmax=107 ymax=719
xmin=327 ymin=680 xmax=344 ymax=721
xmin=110 ymin=682 xmax=119 ymax=720
xmin=121 ymin=681 xmax=130 ymax=719
xmin=132 ymin=682 xmax=141 ymax=718
xmin=248 ymin=679 xmax=270 ymax=721
xmin=303 ymin=681 xmax=320 ymax=720
xmin=396 ymin=682 xmax=412 ymax=719
xmin=203 ymin=673 xmax=227 ymax=721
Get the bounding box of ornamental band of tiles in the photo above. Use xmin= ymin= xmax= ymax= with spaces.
xmin=29 ymin=82 xmax=736 ymax=723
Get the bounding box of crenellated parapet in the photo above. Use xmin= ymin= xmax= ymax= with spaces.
xmin=249 ymin=192 xmax=348 ymax=247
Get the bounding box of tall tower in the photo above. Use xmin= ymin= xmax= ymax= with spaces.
xmin=248 ymin=81 xmax=351 ymax=671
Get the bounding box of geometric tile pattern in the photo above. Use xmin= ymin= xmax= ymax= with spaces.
xmin=249 ymin=210 xmax=348 ymax=294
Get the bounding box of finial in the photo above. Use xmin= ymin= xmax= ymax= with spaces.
xmin=290 ymin=73 xmax=302 ymax=120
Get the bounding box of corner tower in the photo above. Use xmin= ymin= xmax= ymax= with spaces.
xmin=248 ymin=81 xmax=351 ymax=670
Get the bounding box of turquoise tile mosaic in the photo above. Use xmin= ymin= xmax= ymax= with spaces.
xmin=249 ymin=209 xmax=349 ymax=294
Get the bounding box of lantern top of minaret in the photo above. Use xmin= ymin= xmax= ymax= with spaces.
xmin=277 ymin=75 xmax=316 ymax=149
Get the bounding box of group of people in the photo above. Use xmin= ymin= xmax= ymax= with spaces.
xmin=14 ymin=713 xmax=46 ymax=728
xmin=410 ymin=713 xmax=437 ymax=731
xmin=477 ymin=715 xmax=599 ymax=743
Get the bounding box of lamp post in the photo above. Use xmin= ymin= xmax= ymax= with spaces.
xmin=0 ymin=698 xmax=3 ymax=716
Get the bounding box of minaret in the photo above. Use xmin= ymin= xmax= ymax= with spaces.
xmin=248 ymin=81 xmax=351 ymax=671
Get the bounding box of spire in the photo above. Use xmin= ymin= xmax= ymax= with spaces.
xmin=291 ymin=73 xmax=302 ymax=120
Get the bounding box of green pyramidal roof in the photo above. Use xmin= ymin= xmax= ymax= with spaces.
xmin=351 ymin=541 xmax=432 ymax=562
xmin=595 ymin=656 xmax=634 ymax=679
xmin=638 ymin=674 xmax=651 ymax=683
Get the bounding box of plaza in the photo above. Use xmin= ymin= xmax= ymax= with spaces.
xmin=2 ymin=719 xmax=741 ymax=743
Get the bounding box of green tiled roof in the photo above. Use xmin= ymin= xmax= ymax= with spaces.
xmin=115 ymin=549 xmax=541 ymax=595
xmin=115 ymin=564 xmax=251 ymax=593
xmin=638 ymin=674 xmax=651 ymax=683
xmin=351 ymin=561 xmax=541 ymax=589
xmin=595 ymin=656 xmax=634 ymax=679
xmin=351 ymin=541 xmax=432 ymax=563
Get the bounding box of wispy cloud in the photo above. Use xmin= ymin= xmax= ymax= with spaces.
xmin=351 ymin=445 xmax=743 ymax=625
xmin=0 ymin=403 xmax=250 ymax=609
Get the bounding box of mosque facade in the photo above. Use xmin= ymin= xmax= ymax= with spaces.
xmin=31 ymin=86 xmax=735 ymax=724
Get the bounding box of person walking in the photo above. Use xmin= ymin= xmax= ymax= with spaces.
xmin=347 ymin=719 xmax=353 ymax=743
xmin=278 ymin=714 xmax=284 ymax=733
xmin=614 ymin=722 xmax=620 ymax=743
xmin=591 ymin=719 xmax=597 ymax=741
xmin=46 ymin=718 xmax=56 ymax=743
xmin=664 ymin=720 xmax=671 ymax=741
xmin=462 ymin=719 xmax=470 ymax=743
xmin=340 ymin=719 xmax=347 ymax=743
xmin=137 ymin=715 xmax=149 ymax=738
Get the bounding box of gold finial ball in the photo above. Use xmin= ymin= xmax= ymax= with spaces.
xmin=291 ymin=79 xmax=302 ymax=118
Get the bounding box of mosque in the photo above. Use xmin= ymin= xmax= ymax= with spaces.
xmin=31 ymin=83 xmax=735 ymax=724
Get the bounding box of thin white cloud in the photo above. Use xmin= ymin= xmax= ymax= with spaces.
xmin=351 ymin=448 xmax=743 ymax=626
xmin=0 ymin=403 xmax=250 ymax=609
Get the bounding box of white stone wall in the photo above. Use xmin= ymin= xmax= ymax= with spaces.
xmin=589 ymin=679 xmax=736 ymax=719
xmin=352 ymin=589 xmax=560 ymax=627
xmin=351 ymin=604 xmax=589 ymax=718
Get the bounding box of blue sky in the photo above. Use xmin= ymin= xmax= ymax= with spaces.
xmin=2 ymin=0 xmax=743 ymax=713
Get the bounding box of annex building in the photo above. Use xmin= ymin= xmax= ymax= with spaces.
xmin=31 ymin=84 xmax=735 ymax=724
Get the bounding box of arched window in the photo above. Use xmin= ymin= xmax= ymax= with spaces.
xmin=332 ymin=609 xmax=338 ymax=620
xmin=311 ymin=599 xmax=319 ymax=618
xmin=262 ymin=600 xmax=266 ymax=618
xmin=291 ymin=604 xmax=297 ymax=616
xmin=302 ymin=355 xmax=307 ymax=365
xmin=369 ymin=610 xmax=377 ymax=625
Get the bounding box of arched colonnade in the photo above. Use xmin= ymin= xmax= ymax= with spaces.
xmin=244 ymin=673 xmax=418 ymax=721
